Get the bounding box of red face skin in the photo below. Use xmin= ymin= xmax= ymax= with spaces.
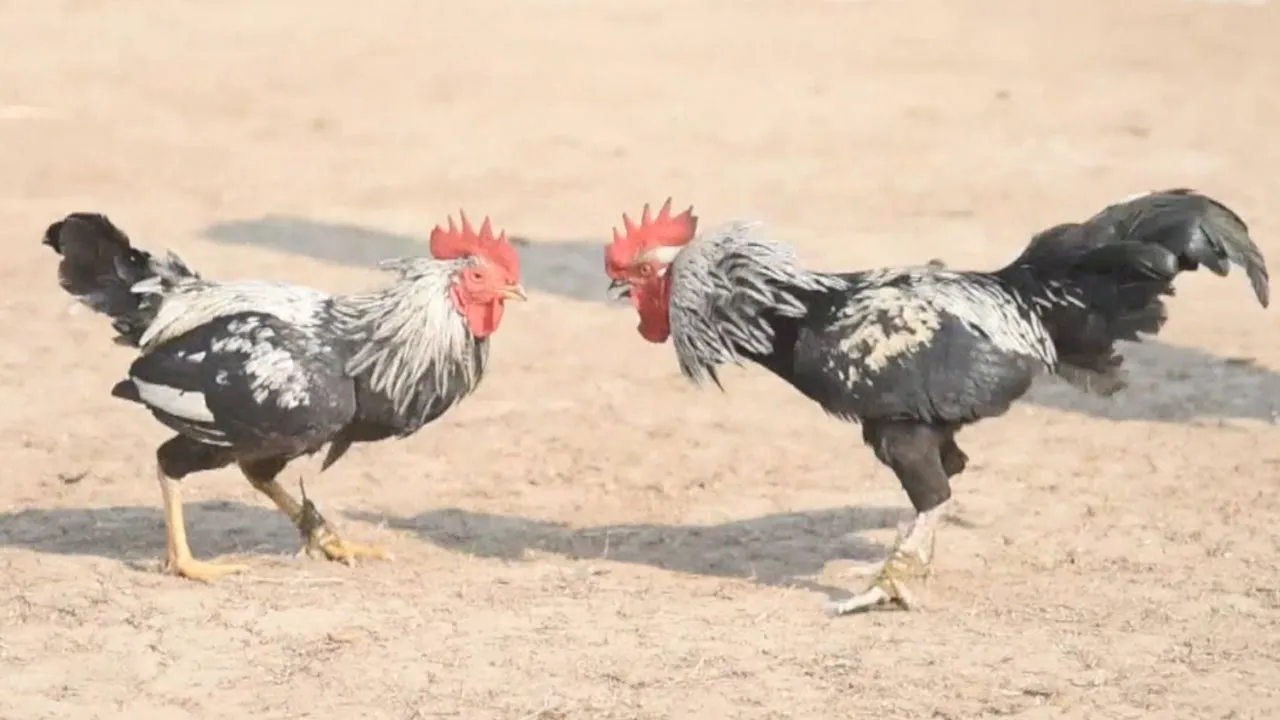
xmin=449 ymin=261 xmax=523 ymax=338
xmin=621 ymin=259 xmax=672 ymax=343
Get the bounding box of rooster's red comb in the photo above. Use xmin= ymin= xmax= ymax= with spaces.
xmin=604 ymin=198 xmax=698 ymax=279
xmin=430 ymin=211 xmax=520 ymax=280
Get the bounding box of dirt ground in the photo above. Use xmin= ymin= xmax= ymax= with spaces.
xmin=2 ymin=0 xmax=1279 ymax=718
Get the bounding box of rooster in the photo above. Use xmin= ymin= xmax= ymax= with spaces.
xmin=603 ymin=191 xmax=1269 ymax=615
xmin=44 ymin=211 xmax=526 ymax=582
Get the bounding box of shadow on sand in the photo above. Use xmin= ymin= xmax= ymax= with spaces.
xmin=1022 ymin=343 xmax=1280 ymax=424
xmin=0 ymin=502 xmax=300 ymax=566
xmin=342 ymin=505 xmax=911 ymax=599
xmin=201 ymin=215 xmax=611 ymax=305
xmin=201 ymin=214 xmax=1280 ymax=426
xmin=2 ymin=500 xmax=908 ymax=600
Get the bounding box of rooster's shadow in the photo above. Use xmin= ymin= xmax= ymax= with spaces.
xmin=342 ymin=505 xmax=908 ymax=597
xmin=0 ymin=501 xmax=303 ymax=567
xmin=200 ymin=215 xmax=614 ymax=306
xmin=0 ymin=499 xmax=907 ymax=600
xmin=200 ymin=215 xmax=1280 ymax=426
xmin=1024 ymin=341 xmax=1280 ymax=424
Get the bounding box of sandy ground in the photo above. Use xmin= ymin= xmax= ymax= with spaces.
xmin=2 ymin=0 xmax=1280 ymax=718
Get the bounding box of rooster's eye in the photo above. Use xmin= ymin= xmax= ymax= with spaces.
xmin=636 ymin=264 xmax=653 ymax=278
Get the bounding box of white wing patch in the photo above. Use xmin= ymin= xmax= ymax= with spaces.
xmin=243 ymin=345 xmax=312 ymax=408
xmin=916 ymin=273 xmax=1058 ymax=366
xmin=833 ymin=286 xmax=944 ymax=374
xmin=131 ymin=378 xmax=216 ymax=423
xmin=831 ymin=270 xmax=1058 ymax=382
xmin=209 ymin=316 xmax=314 ymax=409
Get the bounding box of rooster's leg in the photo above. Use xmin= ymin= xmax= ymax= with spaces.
xmin=940 ymin=433 xmax=968 ymax=477
xmin=239 ymin=459 xmax=392 ymax=566
xmin=156 ymin=442 xmax=248 ymax=582
xmin=302 ymin=521 xmax=393 ymax=566
xmin=828 ymin=421 xmax=952 ymax=615
xmin=826 ymin=504 xmax=945 ymax=615
xmin=241 ymin=458 xmax=306 ymax=522
xmin=835 ymin=432 xmax=967 ymax=579
xmin=156 ymin=437 xmax=246 ymax=581
xmin=296 ymin=476 xmax=393 ymax=564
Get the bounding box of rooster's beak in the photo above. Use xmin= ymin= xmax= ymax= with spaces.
xmin=502 ymin=284 xmax=528 ymax=302
xmin=607 ymin=279 xmax=631 ymax=301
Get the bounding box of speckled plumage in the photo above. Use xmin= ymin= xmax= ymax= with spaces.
xmin=621 ymin=189 xmax=1269 ymax=614
xmin=44 ymin=214 xmax=493 ymax=469
xmin=116 ymin=311 xmax=355 ymax=456
xmin=663 ymin=191 xmax=1269 ymax=435
xmin=44 ymin=211 xmax=498 ymax=488
xmin=45 ymin=210 xmax=524 ymax=580
xmin=664 ymin=225 xmax=1065 ymax=429
xmin=784 ymin=267 xmax=1059 ymax=426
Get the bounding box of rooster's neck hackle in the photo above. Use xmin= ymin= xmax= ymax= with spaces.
xmin=333 ymin=257 xmax=487 ymax=417
xmin=666 ymin=220 xmax=848 ymax=386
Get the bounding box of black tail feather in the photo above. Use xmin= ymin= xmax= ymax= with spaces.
xmin=993 ymin=189 xmax=1270 ymax=396
xmin=1071 ymin=241 xmax=1178 ymax=281
xmin=1014 ymin=188 xmax=1270 ymax=307
xmin=110 ymin=379 xmax=141 ymax=403
xmin=44 ymin=213 xmax=153 ymax=318
xmin=43 ymin=213 xmax=199 ymax=347
xmin=999 ymin=238 xmax=1184 ymax=396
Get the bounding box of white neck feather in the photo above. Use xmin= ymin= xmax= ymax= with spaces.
xmin=666 ymin=220 xmax=848 ymax=385
xmin=335 ymin=257 xmax=484 ymax=416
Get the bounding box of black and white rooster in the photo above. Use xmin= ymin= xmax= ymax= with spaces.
xmin=44 ymin=212 xmax=526 ymax=581
xmin=603 ymin=191 xmax=1269 ymax=615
